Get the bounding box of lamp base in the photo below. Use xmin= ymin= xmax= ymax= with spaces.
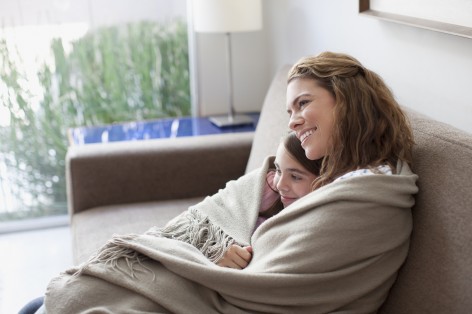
xmin=209 ymin=114 xmax=254 ymax=128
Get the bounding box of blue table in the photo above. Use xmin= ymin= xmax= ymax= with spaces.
xmin=68 ymin=113 xmax=260 ymax=145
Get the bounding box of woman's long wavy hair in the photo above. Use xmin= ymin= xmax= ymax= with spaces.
xmin=288 ymin=51 xmax=414 ymax=190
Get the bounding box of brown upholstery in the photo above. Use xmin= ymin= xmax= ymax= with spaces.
xmin=380 ymin=111 xmax=472 ymax=313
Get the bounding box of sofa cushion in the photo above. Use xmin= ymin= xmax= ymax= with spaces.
xmin=71 ymin=197 xmax=204 ymax=264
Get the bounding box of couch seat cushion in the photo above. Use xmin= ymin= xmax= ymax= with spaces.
xmin=71 ymin=197 xmax=204 ymax=264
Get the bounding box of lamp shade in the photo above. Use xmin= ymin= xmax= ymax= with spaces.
xmin=192 ymin=0 xmax=262 ymax=33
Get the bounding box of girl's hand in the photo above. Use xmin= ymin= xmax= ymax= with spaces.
xmin=217 ymin=245 xmax=253 ymax=269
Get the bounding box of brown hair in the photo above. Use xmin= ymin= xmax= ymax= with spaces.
xmin=288 ymin=51 xmax=414 ymax=189
xmin=261 ymin=132 xmax=322 ymax=218
xmin=283 ymin=131 xmax=322 ymax=177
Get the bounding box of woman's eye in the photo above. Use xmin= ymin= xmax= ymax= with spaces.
xmin=299 ymin=100 xmax=309 ymax=108
xmin=291 ymin=175 xmax=302 ymax=181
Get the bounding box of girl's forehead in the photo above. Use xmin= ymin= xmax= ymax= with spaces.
xmin=275 ymin=144 xmax=302 ymax=168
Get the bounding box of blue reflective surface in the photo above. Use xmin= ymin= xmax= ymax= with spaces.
xmin=68 ymin=113 xmax=260 ymax=145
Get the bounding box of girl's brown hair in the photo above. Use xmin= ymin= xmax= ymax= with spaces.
xmin=283 ymin=131 xmax=322 ymax=177
xmin=288 ymin=51 xmax=414 ymax=189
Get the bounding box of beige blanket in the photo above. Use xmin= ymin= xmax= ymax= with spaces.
xmin=45 ymin=157 xmax=418 ymax=314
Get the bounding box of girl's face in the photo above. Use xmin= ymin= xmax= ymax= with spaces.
xmin=273 ymin=143 xmax=318 ymax=207
xmin=286 ymin=78 xmax=336 ymax=160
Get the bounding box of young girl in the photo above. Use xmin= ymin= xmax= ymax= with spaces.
xmin=216 ymin=132 xmax=321 ymax=269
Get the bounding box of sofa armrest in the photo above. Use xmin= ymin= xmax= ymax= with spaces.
xmin=66 ymin=132 xmax=254 ymax=216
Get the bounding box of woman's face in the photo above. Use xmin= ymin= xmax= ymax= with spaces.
xmin=286 ymin=78 xmax=336 ymax=160
xmin=273 ymin=143 xmax=317 ymax=207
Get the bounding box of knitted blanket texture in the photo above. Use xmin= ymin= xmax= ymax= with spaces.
xmin=44 ymin=157 xmax=418 ymax=314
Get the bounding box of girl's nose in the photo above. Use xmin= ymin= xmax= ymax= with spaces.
xmin=276 ymin=174 xmax=288 ymax=192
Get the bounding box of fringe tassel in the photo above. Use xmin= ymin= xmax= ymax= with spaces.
xmin=70 ymin=234 xmax=155 ymax=281
xmin=148 ymin=208 xmax=236 ymax=263
xmin=70 ymin=208 xmax=235 ymax=280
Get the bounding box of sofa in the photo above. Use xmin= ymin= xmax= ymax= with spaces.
xmin=66 ymin=65 xmax=472 ymax=313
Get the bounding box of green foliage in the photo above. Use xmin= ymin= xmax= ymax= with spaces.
xmin=0 ymin=19 xmax=190 ymax=221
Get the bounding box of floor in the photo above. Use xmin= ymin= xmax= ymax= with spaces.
xmin=0 ymin=225 xmax=73 ymax=314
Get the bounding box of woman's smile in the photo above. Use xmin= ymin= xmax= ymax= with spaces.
xmin=299 ymin=128 xmax=316 ymax=144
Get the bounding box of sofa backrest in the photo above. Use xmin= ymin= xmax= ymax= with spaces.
xmin=248 ymin=65 xmax=472 ymax=313
xmin=380 ymin=109 xmax=472 ymax=313
xmin=246 ymin=65 xmax=291 ymax=172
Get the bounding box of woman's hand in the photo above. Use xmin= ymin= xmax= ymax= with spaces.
xmin=217 ymin=245 xmax=253 ymax=269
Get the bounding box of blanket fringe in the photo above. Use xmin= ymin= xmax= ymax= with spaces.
xmin=70 ymin=208 xmax=235 ymax=280
xmin=148 ymin=207 xmax=236 ymax=263
xmin=69 ymin=234 xmax=155 ymax=281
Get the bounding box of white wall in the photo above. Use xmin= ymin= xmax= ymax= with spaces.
xmin=261 ymin=0 xmax=472 ymax=134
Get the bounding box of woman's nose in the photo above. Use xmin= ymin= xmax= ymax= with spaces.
xmin=288 ymin=112 xmax=303 ymax=130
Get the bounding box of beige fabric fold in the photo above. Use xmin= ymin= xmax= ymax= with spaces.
xmin=45 ymin=157 xmax=418 ymax=314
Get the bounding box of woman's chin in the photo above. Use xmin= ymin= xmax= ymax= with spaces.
xmin=304 ymin=148 xmax=323 ymax=161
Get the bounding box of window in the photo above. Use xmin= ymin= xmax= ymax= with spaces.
xmin=0 ymin=0 xmax=190 ymax=224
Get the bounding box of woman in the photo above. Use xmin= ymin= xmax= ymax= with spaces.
xmin=26 ymin=52 xmax=418 ymax=314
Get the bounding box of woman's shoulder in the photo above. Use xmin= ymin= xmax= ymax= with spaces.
xmin=334 ymin=165 xmax=392 ymax=182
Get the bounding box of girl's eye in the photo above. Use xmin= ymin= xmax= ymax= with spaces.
xmin=291 ymin=175 xmax=302 ymax=181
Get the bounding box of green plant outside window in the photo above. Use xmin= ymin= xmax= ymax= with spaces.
xmin=0 ymin=19 xmax=190 ymax=221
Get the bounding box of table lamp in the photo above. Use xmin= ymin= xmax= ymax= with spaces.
xmin=192 ymin=0 xmax=263 ymax=128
